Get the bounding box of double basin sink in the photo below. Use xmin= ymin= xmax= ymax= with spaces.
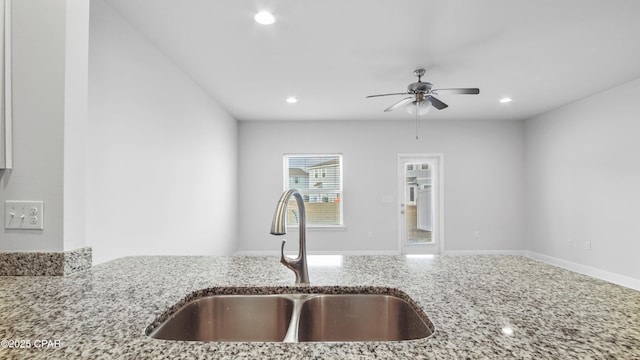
xmin=146 ymin=287 xmax=434 ymax=343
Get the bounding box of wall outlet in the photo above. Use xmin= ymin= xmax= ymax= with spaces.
xmin=568 ymin=238 xmax=573 ymax=247
xmin=367 ymin=232 xmax=374 ymax=239
xmin=473 ymin=230 xmax=480 ymax=238
xmin=5 ymin=201 xmax=44 ymax=230
xmin=585 ymin=241 xmax=591 ymax=251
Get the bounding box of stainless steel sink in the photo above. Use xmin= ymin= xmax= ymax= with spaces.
xmin=149 ymin=295 xmax=294 ymax=342
xmin=147 ymin=289 xmax=434 ymax=342
xmin=297 ymin=294 xmax=430 ymax=342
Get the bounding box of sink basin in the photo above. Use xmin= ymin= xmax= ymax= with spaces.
xmin=297 ymin=294 xmax=430 ymax=342
xmin=148 ymin=295 xmax=294 ymax=342
xmin=146 ymin=288 xmax=434 ymax=342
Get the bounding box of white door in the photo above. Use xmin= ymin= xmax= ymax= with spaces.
xmin=398 ymin=154 xmax=443 ymax=255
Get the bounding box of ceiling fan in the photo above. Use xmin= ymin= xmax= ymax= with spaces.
xmin=366 ymin=68 xmax=479 ymax=114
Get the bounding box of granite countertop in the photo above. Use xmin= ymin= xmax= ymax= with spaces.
xmin=0 ymin=255 xmax=639 ymax=359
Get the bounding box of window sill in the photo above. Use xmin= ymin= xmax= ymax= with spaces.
xmin=286 ymin=226 xmax=347 ymax=232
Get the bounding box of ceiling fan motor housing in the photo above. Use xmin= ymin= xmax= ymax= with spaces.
xmin=408 ymin=81 xmax=432 ymax=94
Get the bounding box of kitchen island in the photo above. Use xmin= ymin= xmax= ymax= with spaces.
xmin=0 ymin=255 xmax=638 ymax=359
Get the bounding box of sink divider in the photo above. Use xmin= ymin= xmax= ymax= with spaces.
xmin=282 ymin=294 xmax=316 ymax=343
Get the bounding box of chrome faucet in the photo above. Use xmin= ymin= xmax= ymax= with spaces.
xmin=270 ymin=189 xmax=309 ymax=284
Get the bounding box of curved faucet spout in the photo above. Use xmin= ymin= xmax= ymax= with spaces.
xmin=270 ymin=189 xmax=309 ymax=284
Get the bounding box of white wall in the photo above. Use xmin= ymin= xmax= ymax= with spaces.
xmin=88 ymin=0 xmax=238 ymax=264
xmin=1 ymin=0 xmax=76 ymax=252
xmin=237 ymin=119 xmax=525 ymax=254
xmin=63 ymin=0 xmax=90 ymax=251
xmin=525 ymin=77 xmax=640 ymax=280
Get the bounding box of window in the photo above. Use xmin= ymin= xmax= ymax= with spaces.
xmin=284 ymin=154 xmax=343 ymax=227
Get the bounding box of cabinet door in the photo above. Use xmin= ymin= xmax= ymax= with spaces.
xmin=0 ymin=0 xmax=12 ymax=169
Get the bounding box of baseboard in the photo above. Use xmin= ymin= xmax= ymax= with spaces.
xmin=525 ymin=251 xmax=640 ymax=291
xmin=234 ymin=250 xmax=401 ymax=256
xmin=237 ymin=249 xmax=528 ymax=257
xmin=442 ymin=250 xmax=529 ymax=256
xmin=237 ymin=249 xmax=528 ymax=256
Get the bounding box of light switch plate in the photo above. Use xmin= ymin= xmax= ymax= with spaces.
xmin=5 ymin=201 xmax=44 ymax=230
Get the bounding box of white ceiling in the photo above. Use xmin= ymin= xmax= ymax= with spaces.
xmin=102 ymin=0 xmax=640 ymax=122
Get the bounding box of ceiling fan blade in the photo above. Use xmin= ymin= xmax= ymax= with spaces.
xmin=384 ymin=97 xmax=414 ymax=112
xmin=366 ymin=92 xmax=408 ymax=98
xmin=427 ymin=96 xmax=448 ymax=110
xmin=433 ymin=88 xmax=480 ymax=95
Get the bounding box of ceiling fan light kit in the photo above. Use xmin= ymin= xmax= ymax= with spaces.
xmin=406 ymin=98 xmax=431 ymax=115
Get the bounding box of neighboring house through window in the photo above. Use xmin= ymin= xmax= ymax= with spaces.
xmin=283 ymin=154 xmax=343 ymax=227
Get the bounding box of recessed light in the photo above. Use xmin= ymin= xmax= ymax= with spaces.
xmin=286 ymin=97 xmax=298 ymax=104
xmin=499 ymin=97 xmax=513 ymax=103
xmin=254 ymin=11 xmax=276 ymax=25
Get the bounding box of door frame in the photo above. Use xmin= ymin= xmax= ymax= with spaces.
xmin=397 ymin=153 xmax=445 ymax=255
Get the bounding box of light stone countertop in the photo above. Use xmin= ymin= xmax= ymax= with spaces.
xmin=0 ymin=255 xmax=638 ymax=359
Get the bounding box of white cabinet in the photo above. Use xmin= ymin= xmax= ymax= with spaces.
xmin=0 ymin=0 xmax=11 ymax=169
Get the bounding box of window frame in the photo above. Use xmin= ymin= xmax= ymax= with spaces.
xmin=283 ymin=154 xmax=344 ymax=229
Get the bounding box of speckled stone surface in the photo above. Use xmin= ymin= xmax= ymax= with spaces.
xmin=62 ymin=247 xmax=92 ymax=275
xmin=0 ymin=255 xmax=638 ymax=359
xmin=0 ymin=247 xmax=92 ymax=276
